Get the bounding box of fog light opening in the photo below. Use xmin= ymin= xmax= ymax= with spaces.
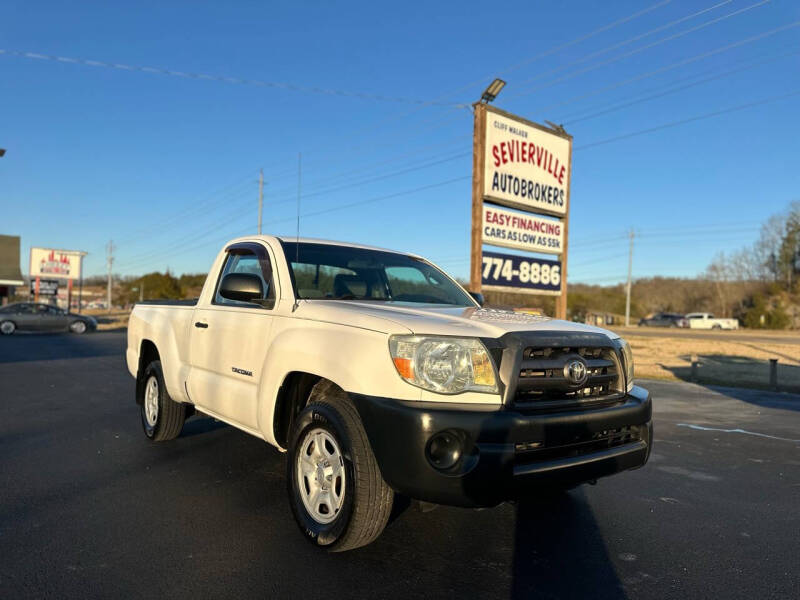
xmin=426 ymin=430 xmax=465 ymax=471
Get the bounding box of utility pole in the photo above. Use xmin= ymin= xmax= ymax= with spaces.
xmin=258 ymin=169 xmax=264 ymax=235
xmin=625 ymin=229 xmax=634 ymax=326
xmin=106 ymin=240 xmax=115 ymax=313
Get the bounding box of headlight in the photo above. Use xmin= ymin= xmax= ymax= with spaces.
xmin=619 ymin=339 xmax=634 ymax=392
xmin=388 ymin=335 xmax=498 ymax=394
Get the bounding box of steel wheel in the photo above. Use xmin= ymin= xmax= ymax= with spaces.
xmin=70 ymin=320 xmax=87 ymax=334
xmin=0 ymin=321 xmax=15 ymax=335
xmin=296 ymin=428 xmax=346 ymax=524
xmin=143 ymin=375 xmax=159 ymax=428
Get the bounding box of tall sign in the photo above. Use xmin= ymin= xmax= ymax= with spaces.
xmin=29 ymin=247 xmax=85 ymax=280
xmin=470 ymin=104 xmax=572 ymax=318
xmin=29 ymin=247 xmax=87 ymax=310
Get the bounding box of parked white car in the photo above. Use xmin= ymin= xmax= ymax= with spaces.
xmin=685 ymin=312 xmax=739 ymax=330
xmin=126 ymin=235 xmax=652 ymax=551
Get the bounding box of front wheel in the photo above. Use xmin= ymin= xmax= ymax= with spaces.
xmin=0 ymin=320 xmax=16 ymax=335
xmin=140 ymin=360 xmax=186 ymax=441
xmin=69 ymin=320 xmax=87 ymax=334
xmin=286 ymin=381 xmax=393 ymax=552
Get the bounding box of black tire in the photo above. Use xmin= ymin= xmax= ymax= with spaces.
xmin=0 ymin=320 xmax=16 ymax=335
xmin=140 ymin=360 xmax=186 ymax=441
xmin=286 ymin=380 xmax=393 ymax=552
xmin=712 ymin=324 xmax=722 ymax=330
xmin=69 ymin=320 xmax=87 ymax=334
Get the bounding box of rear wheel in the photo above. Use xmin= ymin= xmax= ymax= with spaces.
xmin=140 ymin=360 xmax=186 ymax=441
xmin=0 ymin=320 xmax=16 ymax=335
xmin=286 ymin=380 xmax=393 ymax=552
xmin=712 ymin=324 xmax=722 ymax=330
xmin=69 ymin=320 xmax=87 ymax=334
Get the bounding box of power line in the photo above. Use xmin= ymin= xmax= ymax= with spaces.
xmin=114 ymin=148 xmax=472 ymax=269
xmin=115 ymin=175 xmax=470 ymax=273
xmin=0 ymin=48 xmax=465 ymax=107
xmin=266 ymin=12 xmax=793 ymax=196
xmin=423 ymin=0 xmax=677 ymax=104
xmin=569 ymin=274 xmax=629 ymax=283
xmin=313 ymin=1 xmax=676 ymax=150
xmin=116 ymin=143 xmax=471 ymax=259
xmin=256 ymin=141 xmax=468 ymax=201
xmin=574 ymin=88 xmax=800 ymax=151
xmin=117 ymin=187 xmax=259 ymax=265
xmin=508 ymin=0 xmax=772 ymax=100
xmin=536 ymin=21 xmax=800 ymax=118
xmin=257 ymin=151 xmax=470 ymax=208
xmin=228 ymin=0 xmax=682 ymax=183
xmin=637 ymin=221 xmax=757 ymax=234
xmin=571 ymin=252 xmax=630 ymax=268
xmin=314 ymin=1 xmax=770 ymax=183
xmin=512 ymin=0 xmax=736 ymax=92
xmin=112 ymin=171 xmax=258 ymax=249
xmin=562 ymin=46 xmax=800 ymax=125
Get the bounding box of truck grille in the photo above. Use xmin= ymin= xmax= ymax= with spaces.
xmin=515 ymin=426 xmax=641 ymax=464
xmin=513 ymin=345 xmax=624 ymax=410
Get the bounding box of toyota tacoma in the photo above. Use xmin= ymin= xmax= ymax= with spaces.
xmin=126 ymin=236 xmax=652 ymax=551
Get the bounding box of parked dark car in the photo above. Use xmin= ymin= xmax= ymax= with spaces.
xmin=638 ymin=312 xmax=688 ymax=328
xmin=0 ymin=303 xmax=97 ymax=335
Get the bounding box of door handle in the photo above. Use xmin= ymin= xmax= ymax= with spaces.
xmin=194 ymin=322 xmax=208 ymax=329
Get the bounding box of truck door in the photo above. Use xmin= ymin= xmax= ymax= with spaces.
xmin=187 ymin=242 xmax=276 ymax=431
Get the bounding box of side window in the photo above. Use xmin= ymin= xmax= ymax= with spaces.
xmin=16 ymin=304 xmax=33 ymax=314
xmin=214 ymin=248 xmax=275 ymax=308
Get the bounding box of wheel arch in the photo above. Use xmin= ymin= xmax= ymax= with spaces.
xmin=272 ymin=371 xmax=332 ymax=449
xmin=135 ymin=339 xmax=161 ymax=406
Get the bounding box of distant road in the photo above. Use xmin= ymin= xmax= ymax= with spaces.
xmin=611 ymin=326 xmax=799 ymax=346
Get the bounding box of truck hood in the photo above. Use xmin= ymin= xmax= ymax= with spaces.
xmin=296 ymin=300 xmax=619 ymax=340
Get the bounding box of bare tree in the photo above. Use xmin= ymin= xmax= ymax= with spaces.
xmin=705 ymin=252 xmax=734 ymax=317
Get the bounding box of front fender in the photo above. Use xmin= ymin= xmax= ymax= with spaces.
xmin=256 ymin=318 xmax=504 ymax=447
xmin=257 ymin=319 xmax=419 ymax=446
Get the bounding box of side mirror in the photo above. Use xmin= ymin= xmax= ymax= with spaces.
xmin=469 ymin=292 xmax=485 ymax=307
xmin=219 ymin=273 xmax=264 ymax=303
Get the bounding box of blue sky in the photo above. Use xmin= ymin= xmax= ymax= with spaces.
xmin=2 ymin=0 xmax=799 ymax=284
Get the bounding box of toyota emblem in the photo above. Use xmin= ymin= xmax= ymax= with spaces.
xmin=565 ymin=360 xmax=588 ymax=386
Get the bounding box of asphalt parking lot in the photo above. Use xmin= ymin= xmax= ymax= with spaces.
xmin=1 ymin=332 xmax=798 ymax=599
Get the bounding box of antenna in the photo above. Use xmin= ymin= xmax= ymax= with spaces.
xmin=296 ymin=152 xmax=301 ymax=264
xmin=293 ymin=152 xmax=302 ymax=311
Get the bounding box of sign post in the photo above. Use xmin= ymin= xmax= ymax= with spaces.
xmin=470 ymin=103 xmax=572 ymax=319
xmin=470 ymin=103 xmax=487 ymax=294
xmin=555 ymin=141 xmax=572 ymax=320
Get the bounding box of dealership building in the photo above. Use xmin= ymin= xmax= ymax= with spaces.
xmin=0 ymin=234 xmax=25 ymax=305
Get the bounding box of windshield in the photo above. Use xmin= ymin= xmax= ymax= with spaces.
xmin=281 ymin=242 xmax=475 ymax=306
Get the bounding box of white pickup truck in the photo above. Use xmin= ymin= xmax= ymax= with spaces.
xmin=685 ymin=312 xmax=739 ymax=330
xmin=126 ymin=236 xmax=652 ymax=551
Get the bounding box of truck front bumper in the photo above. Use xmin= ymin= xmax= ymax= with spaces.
xmin=350 ymin=385 xmax=652 ymax=508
